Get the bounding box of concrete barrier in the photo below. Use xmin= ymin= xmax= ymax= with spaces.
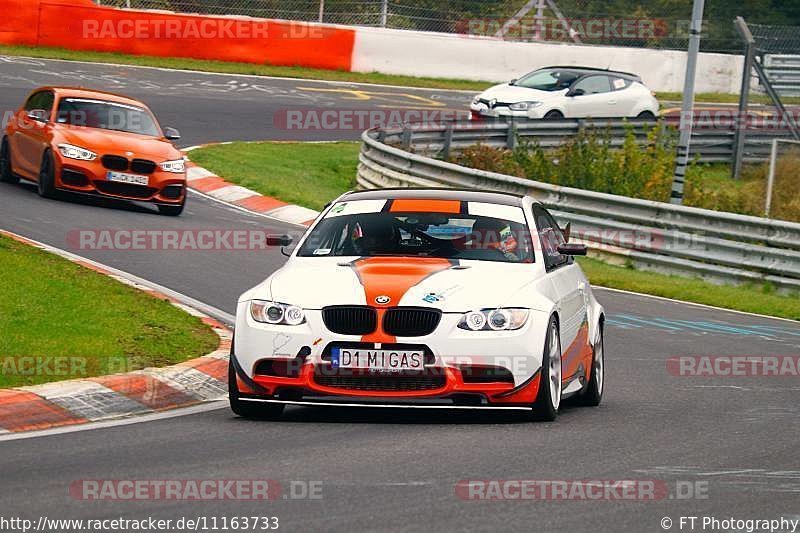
xmin=351 ymin=26 xmax=744 ymax=94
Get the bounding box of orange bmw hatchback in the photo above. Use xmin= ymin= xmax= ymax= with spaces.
xmin=1 ymin=87 xmax=187 ymax=216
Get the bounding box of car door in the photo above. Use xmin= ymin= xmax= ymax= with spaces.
xmin=608 ymin=76 xmax=638 ymax=117
xmin=532 ymin=206 xmax=588 ymax=384
xmin=12 ymin=90 xmax=55 ymax=178
xmin=563 ymin=75 xmax=616 ymax=118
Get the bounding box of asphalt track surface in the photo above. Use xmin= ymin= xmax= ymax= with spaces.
xmin=1 ymin=57 xmax=799 ymax=533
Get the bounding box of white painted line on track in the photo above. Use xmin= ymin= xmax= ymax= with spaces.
xmin=187 ymin=188 xmax=308 ymax=229
xmin=0 ymin=401 xmax=228 ymax=443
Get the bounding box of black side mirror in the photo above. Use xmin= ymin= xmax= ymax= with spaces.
xmin=163 ymin=127 xmax=181 ymax=140
xmin=568 ymin=88 xmax=586 ymax=97
xmin=27 ymin=109 xmax=48 ymax=122
xmin=557 ymin=243 xmax=588 ymax=256
xmin=267 ymin=234 xmax=293 ymax=247
xmin=509 ymin=79 xmax=518 ymax=85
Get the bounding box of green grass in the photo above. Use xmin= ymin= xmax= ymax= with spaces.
xmin=0 ymin=44 xmax=489 ymax=92
xmin=189 ymin=141 xmax=360 ymax=211
xmin=577 ymin=256 xmax=799 ymax=321
xmin=0 ymin=234 xmax=219 ymax=388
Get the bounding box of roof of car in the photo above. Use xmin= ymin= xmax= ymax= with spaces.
xmin=36 ymin=87 xmax=149 ymax=108
xmin=536 ymin=66 xmax=641 ymax=80
xmin=342 ymin=188 xmax=527 ymax=207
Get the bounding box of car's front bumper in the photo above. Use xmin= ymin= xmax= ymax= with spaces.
xmin=469 ymin=104 xmax=547 ymax=120
xmin=54 ymin=156 xmax=186 ymax=205
xmin=233 ymin=303 xmax=549 ymax=407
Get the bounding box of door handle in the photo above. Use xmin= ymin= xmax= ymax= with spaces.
xmin=608 ymin=100 xmax=618 ymax=105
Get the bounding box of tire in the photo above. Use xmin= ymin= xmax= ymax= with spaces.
xmin=636 ymin=111 xmax=656 ymax=120
xmin=228 ymin=358 xmax=285 ymax=420
xmin=157 ymin=200 xmax=185 ymax=217
xmin=576 ymin=324 xmax=604 ymax=407
xmin=37 ymin=149 xmax=58 ymax=199
xmin=529 ymin=316 xmax=562 ymax=421
xmin=0 ymin=137 xmax=20 ymax=184
xmin=543 ymin=110 xmax=564 ymax=120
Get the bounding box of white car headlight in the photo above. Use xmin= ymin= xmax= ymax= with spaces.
xmin=508 ymin=101 xmax=543 ymax=111
xmin=159 ymin=158 xmax=186 ymax=173
xmin=57 ymin=143 xmax=97 ymax=161
xmin=458 ymin=308 xmax=529 ymax=331
xmin=250 ymin=300 xmax=306 ymax=326
xmin=472 ymin=96 xmax=482 ymax=106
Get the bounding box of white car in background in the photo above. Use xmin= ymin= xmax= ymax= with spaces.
xmin=471 ymin=66 xmax=660 ymax=120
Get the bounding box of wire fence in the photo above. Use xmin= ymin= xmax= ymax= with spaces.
xmin=750 ymin=23 xmax=800 ymax=55
xmin=93 ymin=0 xmax=752 ymax=52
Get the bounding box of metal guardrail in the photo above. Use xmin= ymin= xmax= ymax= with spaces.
xmin=357 ymin=121 xmax=800 ymax=293
xmin=375 ymin=118 xmax=787 ymax=165
xmin=763 ymin=55 xmax=800 ymax=97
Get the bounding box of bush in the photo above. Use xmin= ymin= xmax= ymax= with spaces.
xmin=453 ymin=123 xmax=677 ymax=202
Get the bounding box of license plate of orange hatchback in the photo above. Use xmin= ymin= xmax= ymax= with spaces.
xmin=106 ymin=171 xmax=149 ymax=186
xmin=332 ymin=349 xmax=425 ymax=371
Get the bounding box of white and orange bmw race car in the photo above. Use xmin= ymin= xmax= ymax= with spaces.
xmin=230 ymin=189 xmax=605 ymax=421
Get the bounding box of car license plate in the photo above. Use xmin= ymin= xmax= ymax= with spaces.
xmin=332 ymin=348 xmax=425 ymax=371
xmin=106 ymin=171 xmax=149 ymax=186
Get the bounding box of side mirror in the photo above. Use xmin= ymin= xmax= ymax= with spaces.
xmin=557 ymin=243 xmax=588 ymax=256
xmin=27 ymin=109 xmax=48 ymax=122
xmin=568 ymin=88 xmax=586 ymax=97
xmin=163 ymin=127 xmax=181 ymax=140
xmin=267 ymin=234 xmax=293 ymax=247
xmin=509 ymin=78 xmax=518 ymax=85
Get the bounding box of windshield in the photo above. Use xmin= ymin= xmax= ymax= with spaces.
xmin=55 ymin=98 xmax=161 ymax=136
xmin=514 ymin=68 xmax=580 ymax=91
xmin=298 ymin=208 xmax=535 ymax=264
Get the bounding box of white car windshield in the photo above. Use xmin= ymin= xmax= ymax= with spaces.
xmin=514 ymin=68 xmax=581 ymax=91
xmin=298 ymin=210 xmax=535 ymax=263
xmin=55 ymin=98 xmax=161 ymax=136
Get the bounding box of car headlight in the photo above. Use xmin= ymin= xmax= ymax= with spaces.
xmin=159 ymin=158 xmax=186 ymax=173
xmin=458 ymin=308 xmax=529 ymax=331
xmin=57 ymin=143 xmax=97 ymax=161
xmin=472 ymin=96 xmax=482 ymax=106
xmin=250 ymin=300 xmax=306 ymax=326
xmin=508 ymin=101 xmax=542 ymax=111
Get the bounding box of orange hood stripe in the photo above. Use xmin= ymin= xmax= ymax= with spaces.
xmin=351 ymin=257 xmax=454 ymax=343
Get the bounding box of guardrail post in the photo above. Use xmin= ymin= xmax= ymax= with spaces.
xmin=401 ymin=126 xmax=412 ymax=149
xmin=506 ymin=120 xmax=518 ymax=150
xmin=442 ymin=125 xmax=454 ymax=160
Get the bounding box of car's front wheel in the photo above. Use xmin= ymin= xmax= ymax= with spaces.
xmin=228 ymin=358 xmax=285 ymax=420
xmin=37 ymin=149 xmax=59 ymax=199
xmin=636 ymin=111 xmax=656 ymax=120
xmin=0 ymin=137 xmax=20 ymax=184
xmin=576 ymin=324 xmax=604 ymax=407
xmin=529 ymin=317 xmax=562 ymax=421
xmin=543 ymin=110 xmax=564 ymax=120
